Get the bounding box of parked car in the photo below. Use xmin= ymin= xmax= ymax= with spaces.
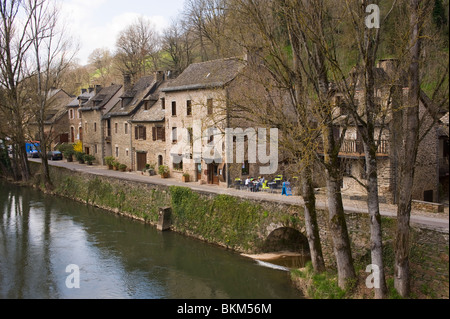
xmin=47 ymin=150 xmax=63 ymax=160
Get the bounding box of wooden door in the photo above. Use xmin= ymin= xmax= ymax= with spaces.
xmin=136 ymin=152 xmax=147 ymax=171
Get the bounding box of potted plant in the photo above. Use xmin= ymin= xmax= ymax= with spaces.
xmin=182 ymin=173 xmax=190 ymax=182
xmin=105 ymin=156 xmax=115 ymax=170
xmin=64 ymin=149 xmax=75 ymax=162
xmin=84 ymin=154 xmax=95 ymax=165
xmin=119 ymin=164 xmax=127 ymax=172
xmin=113 ymin=161 xmax=120 ymax=171
xmin=75 ymin=151 xmax=85 ymax=164
xmin=158 ymin=165 xmax=169 ymax=178
xmin=148 ymin=163 xmax=156 ymax=176
xmin=57 ymin=143 xmax=74 ymax=162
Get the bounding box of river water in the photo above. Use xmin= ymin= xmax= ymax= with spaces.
xmin=0 ymin=180 xmax=303 ymax=299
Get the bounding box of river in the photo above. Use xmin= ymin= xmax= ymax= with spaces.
xmin=0 ymin=180 xmax=303 ymax=299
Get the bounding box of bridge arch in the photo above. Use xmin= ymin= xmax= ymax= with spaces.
xmin=263 ymin=227 xmax=310 ymax=254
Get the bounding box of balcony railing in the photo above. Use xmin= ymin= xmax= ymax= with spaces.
xmin=340 ymin=139 xmax=389 ymax=155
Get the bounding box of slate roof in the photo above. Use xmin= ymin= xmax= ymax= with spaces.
xmin=104 ymin=75 xmax=160 ymax=119
xmin=67 ymin=89 xmax=95 ymax=108
xmin=80 ymin=84 xmax=122 ymax=111
xmin=161 ymin=57 xmax=245 ymax=92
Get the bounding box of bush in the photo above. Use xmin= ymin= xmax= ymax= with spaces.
xmin=119 ymin=164 xmax=127 ymax=171
xmin=104 ymin=156 xmax=115 ymax=166
xmin=84 ymin=154 xmax=95 ymax=164
xmin=158 ymin=165 xmax=169 ymax=175
xmin=75 ymin=151 xmax=85 ymax=163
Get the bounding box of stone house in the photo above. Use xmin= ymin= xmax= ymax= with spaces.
xmin=79 ymin=84 xmax=123 ymax=164
xmin=330 ymin=59 xmax=448 ymax=203
xmin=160 ymin=55 xmax=277 ymax=186
xmin=66 ymin=88 xmax=96 ymax=143
xmin=28 ymin=88 xmax=73 ymax=150
xmin=129 ymin=80 xmax=167 ymax=171
xmin=103 ymin=72 xmax=165 ymax=170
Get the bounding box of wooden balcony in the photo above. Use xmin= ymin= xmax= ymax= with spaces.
xmin=340 ymin=139 xmax=389 ymax=157
xmin=317 ymin=139 xmax=390 ymax=157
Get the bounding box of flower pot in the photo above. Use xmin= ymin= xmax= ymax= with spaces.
xmin=160 ymin=172 xmax=169 ymax=178
xmin=108 ymin=164 xmax=113 ymax=170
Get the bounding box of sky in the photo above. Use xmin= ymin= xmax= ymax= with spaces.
xmin=60 ymin=0 xmax=187 ymax=66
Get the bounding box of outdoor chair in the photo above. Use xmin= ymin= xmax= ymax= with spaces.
xmin=261 ymin=180 xmax=271 ymax=192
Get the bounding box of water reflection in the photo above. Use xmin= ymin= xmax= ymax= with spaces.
xmin=0 ymin=181 xmax=303 ymax=299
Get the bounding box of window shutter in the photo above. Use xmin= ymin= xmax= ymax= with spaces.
xmin=152 ymin=127 xmax=156 ymax=141
xmin=161 ymin=127 xmax=165 ymax=141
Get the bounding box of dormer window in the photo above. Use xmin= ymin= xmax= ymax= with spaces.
xmin=144 ymin=100 xmax=150 ymax=111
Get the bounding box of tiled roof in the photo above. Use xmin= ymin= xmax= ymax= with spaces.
xmin=161 ymin=57 xmax=245 ymax=92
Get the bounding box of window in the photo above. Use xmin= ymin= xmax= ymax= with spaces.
xmin=78 ymin=110 xmax=81 ymax=119
xmin=124 ymin=123 xmax=128 ymax=134
xmin=126 ymin=149 xmax=129 ymax=156
xmin=69 ymin=109 xmax=74 ymax=119
xmin=161 ymin=98 xmax=165 ymax=110
xmin=152 ymin=126 xmax=165 ymax=141
xmin=144 ymin=100 xmax=150 ymax=111
xmin=207 ymin=98 xmax=213 ymax=115
xmin=186 ymin=100 xmax=192 ymax=116
xmin=94 ymin=144 xmax=98 ymax=154
xmin=94 ymin=122 xmax=97 ymax=132
xmin=173 ymin=161 xmax=183 ymax=171
xmin=135 ymin=126 xmax=146 ymax=140
xmin=115 ymin=146 xmax=119 ymax=157
xmin=172 ymin=127 xmax=177 ymax=143
xmin=115 ymin=123 xmax=118 ymax=134
xmin=241 ymin=161 xmax=249 ymax=175
xmin=172 ymin=101 xmax=177 ymax=116
xmin=85 ymin=122 xmax=88 ymax=133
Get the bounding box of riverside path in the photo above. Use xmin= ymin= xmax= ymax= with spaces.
xmin=30 ymin=158 xmax=449 ymax=233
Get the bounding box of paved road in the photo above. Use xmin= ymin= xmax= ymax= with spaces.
xmin=32 ymin=158 xmax=449 ymax=233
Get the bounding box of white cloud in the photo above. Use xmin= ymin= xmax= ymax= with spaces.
xmin=60 ymin=1 xmax=171 ymax=65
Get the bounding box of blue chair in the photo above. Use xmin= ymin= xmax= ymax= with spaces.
xmin=282 ymin=181 xmax=292 ymax=196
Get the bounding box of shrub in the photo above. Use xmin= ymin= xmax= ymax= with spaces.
xmin=104 ymin=156 xmax=115 ymax=166
xmin=158 ymin=165 xmax=169 ymax=175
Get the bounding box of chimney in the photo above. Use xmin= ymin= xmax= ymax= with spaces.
xmin=123 ymin=73 xmax=132 ymax=92
xmin=94 ymin=84 xmax=102 ymax=95
xmin=88 ymin=87 xmax=94 ymax=93
xmin=154 ymin=70 xmax=164 ymax=82
xmin=81 ymin=88 xmax=87 ymax=94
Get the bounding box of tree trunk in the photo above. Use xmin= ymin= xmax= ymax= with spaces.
xmin=323 ymin=125 xmax=356 ymax=289
xmin=365 ymin=146 xmax=388 ymax=298
xmin=300 ymin=165 xmax=326 ymax=273
xmin=395 ymin=0 xmax=421 ymax=297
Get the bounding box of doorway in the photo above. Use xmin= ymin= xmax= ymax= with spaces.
xmin=137 ymin=152 xmax=147 ymax=171
xmin=207 ymin=163 xmax=219 ymax=185
xmin=196 ymin=163 xmax=202 ymax=181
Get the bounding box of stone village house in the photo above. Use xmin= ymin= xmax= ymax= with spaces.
xmin=28 ymin=88 xmax=73 ymax=150
xmin=103 ymin=72 xmax=166 ymax=170
xmin=79 ymin=84 xmax=123 ymax=164
xmin=329 ymin=59 xmax=449 ymax=203
xmin=67 ymin=88 xmax=96 ymax=144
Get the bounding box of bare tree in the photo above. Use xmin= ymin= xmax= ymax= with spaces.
xmin=25 ymin=0 xmax=76 ymax=188
xmin=0 ymin=0 xmax=34 ymax=181
xmin=114 ymin=17 xmax=160 ymax=82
